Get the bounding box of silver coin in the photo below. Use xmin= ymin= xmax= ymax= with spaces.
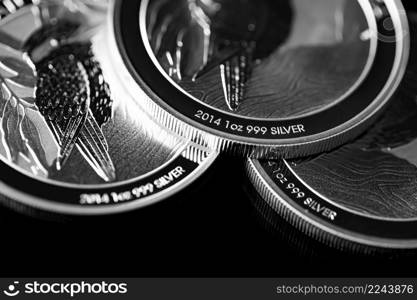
xmin=0 ymin=1 xmax=217 ymax=215
xmin=247 ymin=14 xmax=417 ymax=250
xmin=112 ymin=0 xmax=409 ymax=158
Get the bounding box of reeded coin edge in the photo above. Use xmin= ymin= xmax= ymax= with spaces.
xmin=112 ymin=0 xmax=409 ymax=159
xmin=245 ymin=158 xmax=417 ymax=251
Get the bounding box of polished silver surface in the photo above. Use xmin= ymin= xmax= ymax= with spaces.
xmin=246 ymin=12 xmax=417 ymax=248
xmin=246 ymin=44 xmax=417 ymax=249
xmin=114 ymin=0 xmax=409 ymax=159
xmin=289 ymin=90 xmax=417 ymax=220
xmin=144 ymin=0 xmax=374 ymax=118
xmin=0 ymin=0 xmax=217 ymax=214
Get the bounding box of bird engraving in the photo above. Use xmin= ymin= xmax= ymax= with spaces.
xmin=147 ymin=0 xmax=293 ymax=111
xmin=35 ymin=43 xmax=115 ymax=182
xmin=0 ymin=0 xmax=116 ymax=182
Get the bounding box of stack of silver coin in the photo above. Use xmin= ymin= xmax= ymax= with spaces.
xmin=0 ymin=0 xmax=415 ymax=253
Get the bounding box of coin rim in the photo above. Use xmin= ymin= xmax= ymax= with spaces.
xmin=246 ymin=159 xmax=417 ymax=249
xmin=139 ymin=0 xmax=380 ymax=122
xmin=0 ymin=146 xmax=217 ymax=215
xmin=0 ymin=4 xmax=218 ymax=215
xmin=112 ymin=0 xmax=409 ymax=158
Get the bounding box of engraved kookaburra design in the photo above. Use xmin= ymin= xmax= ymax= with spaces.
xmin=0 ymin=1 xmax=115 ymax=182
xmin=35 ymin=44 xmax=115 ymax=182
xmin=147 ymin=0 xmax=292 ymax=111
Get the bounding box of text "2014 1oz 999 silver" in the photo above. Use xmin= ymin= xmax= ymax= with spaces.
xmin=112 ymin=0 xmax=409 ymax=158
xmin=247 ymin=14 xmax=417 ymax=251
xmin=0 ymin=0 xmax=217 ymax=215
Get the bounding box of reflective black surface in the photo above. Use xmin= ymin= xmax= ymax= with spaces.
xmin=1 ymin=155 xmax=417 ymax=277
